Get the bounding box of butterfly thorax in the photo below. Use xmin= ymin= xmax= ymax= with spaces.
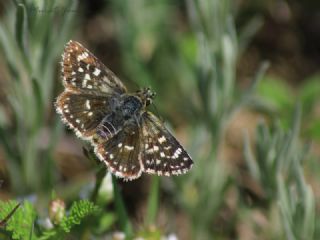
xmin=119 ymin=87 xmax=155 ymax=119
xmin=120 ymin=95 xmax=143 ymax=120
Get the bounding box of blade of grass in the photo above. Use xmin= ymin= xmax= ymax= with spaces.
xmin=15 ymin=3 xmax=31 ymax=73
xmin=90 ymin=166 xmax=107 ymax=203
xmin=31 ymin=78 xmax=44 ymax=134
xmin=15 ymin=4 xmax=27 ymax=52
xmin=146 ymin=176 xmax=159 ymax=224
xmin=112 ymin=176 xmax=133 ymax=238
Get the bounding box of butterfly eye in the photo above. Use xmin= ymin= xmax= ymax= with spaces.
xmin=146 ymin=98 xmax=152 ymax=106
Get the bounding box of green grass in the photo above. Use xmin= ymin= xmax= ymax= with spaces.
xmin=0 ymin=0 xmax=76 ymax=193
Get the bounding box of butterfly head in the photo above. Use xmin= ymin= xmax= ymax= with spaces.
xmin=137 ymin=87 xmax=156 ymax=107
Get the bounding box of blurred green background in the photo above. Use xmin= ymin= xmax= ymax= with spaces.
xmin=0 ymin=0 xmax=319 ymax=239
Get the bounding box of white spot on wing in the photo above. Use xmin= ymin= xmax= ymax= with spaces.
xmin=86 ymin=100 xmax=91 ymax=110
xmin=158 ymin=136 xmax=166 ymax=144
xmin=93 ymin=68 xmax=101 ymax=76
xmin=77 ymin=51 xmax=89 ymax=61
xmin=172 ymin=147 xmax=182 ymax=159
xmin=125 ymin=145 xmax=134 ymax=151
xmin=85 ymin=100 xmax=91 ymax=109
xmin=146 ymin=148 xmax=154 ymax=154
xmin=84 ymin=73 xmax=91 ymax=80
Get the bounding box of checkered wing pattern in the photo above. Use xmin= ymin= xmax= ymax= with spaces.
xmin=62 ymin=40 xmax=127 ymax=94
xmin=56 ymin=40 xmax=127 ymax=140
xmin=56 ymin=91 xmax=111 ymax=140
xmin=56 ymin=40 xmax=194 ymax=180
xmin=140 ymin=112 xmax=193 ymax=176
xmin=94 ymin=126 xmax=142 ymax=180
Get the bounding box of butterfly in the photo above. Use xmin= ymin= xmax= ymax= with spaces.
xmin=55 ymin=40 xmax=193 ymax=180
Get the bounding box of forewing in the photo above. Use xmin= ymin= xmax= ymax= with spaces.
xmin=62 ymin=40 xmax=127 ymax=94
xmin=56 ymin=91 xmax=111 ymax=140
xmin=140 ymin=112 xmax=193 ymax=176
xmin=94 ymin=126 xmax=142 ymax=180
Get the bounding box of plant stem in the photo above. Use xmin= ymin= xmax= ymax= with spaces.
xmin=112 ymin=176 xmax=133 ymax=238
xmin=146 ymin=176 xmax=159 ymax=225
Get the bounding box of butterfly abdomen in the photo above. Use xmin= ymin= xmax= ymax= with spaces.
xmin=95 ymin=95 xmax=143 ymax=141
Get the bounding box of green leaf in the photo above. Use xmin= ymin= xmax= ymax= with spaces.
xmin=59 ymin=200 xmax=99 ymax=233
xmin=238 ymin=15 xmax=264 ymax=53
xmin=243 ymin=131 xmax=260 ymax=181
xmin=257 ymin=76 xmax=294 ymax=111
xmin=15 ymin=4 xmax=27 ymax=52
xmin=40 ymin=200 xmax=99 ymax=240
xmin=31 ymin=78 xmax=44 ymax=133
xmin=305 ymin=120 xmax=320 ymax=141
xmin=0 ymin=25 xmax=20 ymax=81
xmin=15 ymin=3 xmax=31 ymax=73
xmin=300 ymin=74 xmax=320 ymax=113
xmin=0 ymin=200 xmax=37 ymax=240
xmin=179 ymin=34 xmax=197 ymax=65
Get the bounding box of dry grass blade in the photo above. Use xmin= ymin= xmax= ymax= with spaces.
xmin=0 ymin=203 xmax=21 ymax=227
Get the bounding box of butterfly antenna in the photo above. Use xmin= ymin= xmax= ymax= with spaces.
xmin=151 ymin=103 xmax=164 ymax=124
xmin=133 ymin=80 xmax=140 ymax=90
